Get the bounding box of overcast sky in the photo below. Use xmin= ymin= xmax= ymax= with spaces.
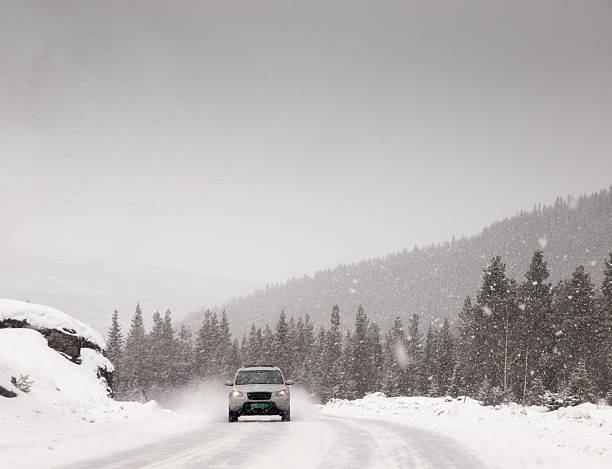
xmin=2 ymin=0 xmax=612 ymax=293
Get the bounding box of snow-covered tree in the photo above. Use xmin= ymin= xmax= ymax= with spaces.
xmin=106 ymin=310 xmax=124 ymax=393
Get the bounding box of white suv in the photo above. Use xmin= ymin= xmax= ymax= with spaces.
xmin=226 ymin=366 xmax=293 ymax=422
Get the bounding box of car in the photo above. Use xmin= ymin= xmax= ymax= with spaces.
xmin=226 ymin=365 xmax=294 ymax=422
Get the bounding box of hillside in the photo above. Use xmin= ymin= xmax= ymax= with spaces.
xmin=214 ymin=188 xmax=612 ymax=333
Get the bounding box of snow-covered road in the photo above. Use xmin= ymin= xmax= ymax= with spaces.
xmin=58 ymin=415 xmax=487 ymax=469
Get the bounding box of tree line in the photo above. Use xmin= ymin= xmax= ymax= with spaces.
xmin=106 ymin=251 xmax=612 ymax=406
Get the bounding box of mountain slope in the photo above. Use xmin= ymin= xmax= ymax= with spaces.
xmin=218 ymin=187 xmax=612 ymax=332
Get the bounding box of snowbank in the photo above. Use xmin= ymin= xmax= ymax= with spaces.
xmin=0 ymin=298 xmax=105 ymax=349
xmin=0 ymin=327 xmax=201 ymax=468
xmin=321 ymin=393 xmax=612 ymax=469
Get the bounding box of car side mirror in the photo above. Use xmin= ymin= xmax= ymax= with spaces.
xmin=285 ymin=379 xmax=294 ymax=385
xmin=225 ymin=380 xmax=233 ymax=386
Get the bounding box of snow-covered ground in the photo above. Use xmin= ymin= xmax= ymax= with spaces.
xmin=0 ymin=300 xmax=204 ymax=468
xmin=3 ymin=299 xmax=611 ymax=468
xmin=320 ymin=393 xmax=612 ymax=469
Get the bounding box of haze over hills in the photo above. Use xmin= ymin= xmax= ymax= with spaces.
xmin=0 ymin=259 xmax=256 ymax=334
xmin=201 ymin=187 xmax=612 ymax=334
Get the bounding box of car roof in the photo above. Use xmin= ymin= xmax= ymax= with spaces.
xmin=237 ymin=365 xmax=280 ymax=371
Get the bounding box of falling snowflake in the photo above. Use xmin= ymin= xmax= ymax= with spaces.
xmin=555 ymin=330 xmax=563 ymax=336
xmin=393 ymin=342 xmax=410 ymax=369
xmin=483 ymin=306 xmax=492 ymax=316
xmin=537 ymin=237 xmax=548 ymax=249
xmin=518 ymin=303 xmax=526 ymax=311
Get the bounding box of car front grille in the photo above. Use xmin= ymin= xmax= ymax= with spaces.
xmin=247 ymin=392 xmax=272 ymax=400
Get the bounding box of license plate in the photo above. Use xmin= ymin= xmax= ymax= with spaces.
xmin=251 ymin=403 xmax=269 ymax=409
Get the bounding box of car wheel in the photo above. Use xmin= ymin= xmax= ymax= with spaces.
xmin=281 ymin=408 xmax=291 ymax=422
xmin=228 ymin=410 xmax=239 ymax=422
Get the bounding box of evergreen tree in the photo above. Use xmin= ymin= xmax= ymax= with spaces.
xmin=553 ymin=266 xmax=597 ymax=386
xmin=174 ymin=324 xmax=193 ymax=386
xmin=122 ymin=303 xmax=148 ymax=399
xmin=261 ymin=325 xmax=275 ymax=364
xmin=420 ymin=325 xmax=438 ymax=395
xmin=437 ymin=318 xmax=454 ymax=395
xmin=275 ymin=311 xmax=290 ymax=373
xmin=592 ymin=253 xmax=612 ymax=395
xmin=564 ymin=360 xmax=596 ymax=404
xmin=381 ymin=317 xmax=409 ymax=396
xmin=456 ymin=296 xmax=486 ymax=394
xmin=351 ymin=305 xmax=370 ymax=397
xmin=147 ymin=310 xmax=165 ymax=390
xmin=366 ymin=322 xmax=384 ymax=393
xmin=406 ymin=314 xmax=421 ymax=395
xmin=106 ymin=310 xmax=124 ymax=394
xmin=161 ymin=309 xmax=176 ymax=387
xmin=321 ymin=306 xmax=344 ymax=401
xmin=193 ymin=310 xmax=219 ymax=378
xmin=476 ymin=256 xmax=518 ymax=392
xmin=298 ymin=314 xmax=316 ymax=388
xmin=518 ymin=251 xmax=553 ymax=398
xmin=215 ymin=311 xmax=233 ymax=378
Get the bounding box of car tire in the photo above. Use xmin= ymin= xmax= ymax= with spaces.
xmin=228 ymin=410 xmax=239 ymax=422
xmin=281 ymin=408 xmax=291 ymax=422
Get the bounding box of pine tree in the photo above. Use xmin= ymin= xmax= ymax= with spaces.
xmin=381 ymin=330 xmax=401 ymax=397
xmin=366 ymin=322 xmax=384 ymax=394
xmin=592 ymin=253 xmax=612 ymax=395
xmin=215 ymin=311 xmax=233 ymax=378
xmin=193 ymin=310 xmax=219 ymax=378
xmin=161 ymin=309 xmax=176 ymax=388
xmin=437 ymin=318 xmax=454 ymax=395
xmin=261 ymin=325 xmax=275 ymax=364
xmin=476 ymin=256 xmax=518 ymax=392
xmin=174 ymin=324 xmax=193 ymax=387
xmin=553 ymin=266 xmax=597 ymax=386
xmin=406 ymin=314 xmax=421 ymax=395
xmin=456 ymin=296 xmax=486 ymax=394
xmin=297 ymin=314 xmax=315 ymax=388
xmin=312 ymin=325 xmax=327 ymax=399
xmin=106 ymin=310 xmax=124 ymax=395
xmin=564 ymin=360 xmax=595 ymax=404
xmin=122 ymin=303 xmax=148 ymax=399
xmin=147 ymin=310 xmax=165 ymax=390
xmin=382 ymin=317 xmax=409 ymax=396
xmin=339 ymin=330 xmax=357 ymax=400
xmin=321 ymin=306 xmax=344 ymax=401
xmin=245 ymin=325 xmax=263 ymax=366
xmin=352 ymin=305 xmax=370 ymax=398
xmin=518 ymin=251 xmax=553 ymax=399
xmin=420 ymin=325 xmax=438 ymax=395
xmin=275 ymin=311 xmax=290 ymax=373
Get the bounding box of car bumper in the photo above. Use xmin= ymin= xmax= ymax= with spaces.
xmin=229 ymin=396 xmax=289 ymax=413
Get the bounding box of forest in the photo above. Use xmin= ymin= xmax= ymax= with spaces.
xmin=107 ymin=251 xmax=612 ymax=408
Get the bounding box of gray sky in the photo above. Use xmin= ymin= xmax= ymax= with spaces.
xmin=1 ymin=1 xmax=612 ymax=319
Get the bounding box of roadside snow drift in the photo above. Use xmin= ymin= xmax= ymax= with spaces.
xmin=0 ymin=300 xmax=203 ymax=469
xmin=321 ymin=393 xmax=612 ymax=469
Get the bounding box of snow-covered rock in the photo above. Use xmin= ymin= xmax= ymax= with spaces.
xmin=0 ymin=298 xmax=105 ymax=349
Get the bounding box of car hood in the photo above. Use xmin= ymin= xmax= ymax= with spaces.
xmin=234 ymin=384 xmax=287 ymax=392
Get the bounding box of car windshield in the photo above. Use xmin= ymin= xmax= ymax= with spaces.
xmin=235 ymin=370 xmax=283 ymax=385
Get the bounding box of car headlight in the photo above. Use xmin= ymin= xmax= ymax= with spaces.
xmin=230 ymin=390 xmax=243 ymax=398
xmin=276 ymin=389 xmax=289 ymax=397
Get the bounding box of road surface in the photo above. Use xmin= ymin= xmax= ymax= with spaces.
xmin=58 ymin=415 xmax=488 ymax=469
